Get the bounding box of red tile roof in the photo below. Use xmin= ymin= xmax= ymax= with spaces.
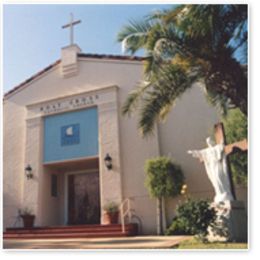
xmin=78 ymin=53 xmax=145 ymax=61
xmin=4 ymin=53 xmax=144 ymax=99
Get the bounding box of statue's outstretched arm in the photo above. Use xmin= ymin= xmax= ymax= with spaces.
xmin=187 ymin=150 xmax=203 ymax=162
xmin=188 ymin=150 xmax=199 ymax=157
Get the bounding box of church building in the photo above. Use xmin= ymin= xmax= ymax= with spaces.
xmin=3 ymin=18 xmax=247 ymax=235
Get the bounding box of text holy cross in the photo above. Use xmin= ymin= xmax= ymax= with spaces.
xmin=62 ymin=13 xmax=81 ymax=45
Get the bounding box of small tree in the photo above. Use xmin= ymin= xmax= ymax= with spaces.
xmin=144 ymin=156 xmax=184 ymax=235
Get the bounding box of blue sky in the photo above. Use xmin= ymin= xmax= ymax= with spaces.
xmin=3 ymin=4 xmax=173 ymax=93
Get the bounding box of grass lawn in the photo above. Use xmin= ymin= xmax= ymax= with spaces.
xmin=174 ymin=237 xmax=248 ymax=249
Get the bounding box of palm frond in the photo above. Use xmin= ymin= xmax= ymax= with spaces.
xmin=118 ymin=4 xmax=248 ymax=136
xmin=143 ymin=54 xmax=162 ymax=76
xmin=138 ymin=64 xmax=199 ymax=136
xmin=117 ymin=19 xmax=153 ymax=54
xmin=121 ymin=81 xmax=152 ymax=116
xmin=203 ymin=86 xmax=234 ymax=116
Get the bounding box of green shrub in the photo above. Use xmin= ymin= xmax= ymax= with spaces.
xmin=165 ymin=217 xmax=189 ymax=235
xmin=166 ymin=198 xmax=217 ymax=240
xmin=144 ymin=156 xmax=184 ymax=198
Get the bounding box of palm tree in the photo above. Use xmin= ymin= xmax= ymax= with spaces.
xmin=118 ymin=5 xmax=248 ymax=136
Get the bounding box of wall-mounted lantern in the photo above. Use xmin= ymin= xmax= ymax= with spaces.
xmin=104 ymin=153 xmax=112 ymax=170
xmin=25 ymin=164 xmax=33 ymax=179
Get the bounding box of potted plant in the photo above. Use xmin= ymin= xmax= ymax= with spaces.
xmin=19 ymin=208 xmax=35 ymax=228
xmin=103 ymin=201 xmax=119 ymax=224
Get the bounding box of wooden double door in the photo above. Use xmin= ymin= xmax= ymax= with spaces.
xmin=68 ymin=171 xmax=100 ymax=225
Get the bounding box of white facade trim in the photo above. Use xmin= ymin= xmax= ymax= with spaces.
xmin=26 ymin=85 xmax=118 ymax=119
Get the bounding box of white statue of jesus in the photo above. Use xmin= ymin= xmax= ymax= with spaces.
xmin=188 ymin=137 xmax=234 ymax=203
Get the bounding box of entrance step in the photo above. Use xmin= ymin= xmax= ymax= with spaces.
xmin=3 ymin=224 xmax=138 ymax=239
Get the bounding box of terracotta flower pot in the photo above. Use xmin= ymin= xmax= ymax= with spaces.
xmin=105 ymin=211 xmax=119 ymax=224
xmin=21 ymin=215 xmax=35 ymax=228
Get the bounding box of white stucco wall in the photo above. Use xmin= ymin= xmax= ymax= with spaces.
xmin=3 ymin=57 xmax=156 ymax=231
xmin=3 ymin=101 xmax=26 ymax=228
xmin=159 ymin=86 xmax=219 ymax=196
xmin=158 ymin=85 xmax=247 ymax=223
xmin=3 ymin=55 xmax=247 ymax=233
xmin=157 ymin=85 xmax=218 ymax=225
xmin=40 ymin=168 xmax=62 ymax=226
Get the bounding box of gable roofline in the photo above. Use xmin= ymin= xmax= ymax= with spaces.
xmin=4 ymin=59 xmax=61 ymax=100
xmin=4 ymin=53 xmax=145 ymax=100
xmin=7 ymin=54 xmax=243 ymax=100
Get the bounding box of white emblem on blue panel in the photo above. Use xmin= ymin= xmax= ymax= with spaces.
xmin=61 ymin=123 xmax=80 ymax=146
xmin=66 ymin=126 xmax=73 ymax=136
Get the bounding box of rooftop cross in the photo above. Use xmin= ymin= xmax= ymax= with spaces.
xmin=62 ymin=13 xmax=81 ymax=45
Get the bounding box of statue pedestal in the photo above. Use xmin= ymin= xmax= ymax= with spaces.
xmin=208 ymin=200 xmax=247 ymax=242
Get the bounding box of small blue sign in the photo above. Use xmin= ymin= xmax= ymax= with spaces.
xmin=61 ymin=124 xmax=80 ymax=146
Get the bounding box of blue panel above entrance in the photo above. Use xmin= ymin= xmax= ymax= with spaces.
xmin=44 ymin=107 xmax=98 ymax=163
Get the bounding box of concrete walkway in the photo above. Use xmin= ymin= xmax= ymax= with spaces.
xmin=3 ymin=236 xmax=191 ymax=250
